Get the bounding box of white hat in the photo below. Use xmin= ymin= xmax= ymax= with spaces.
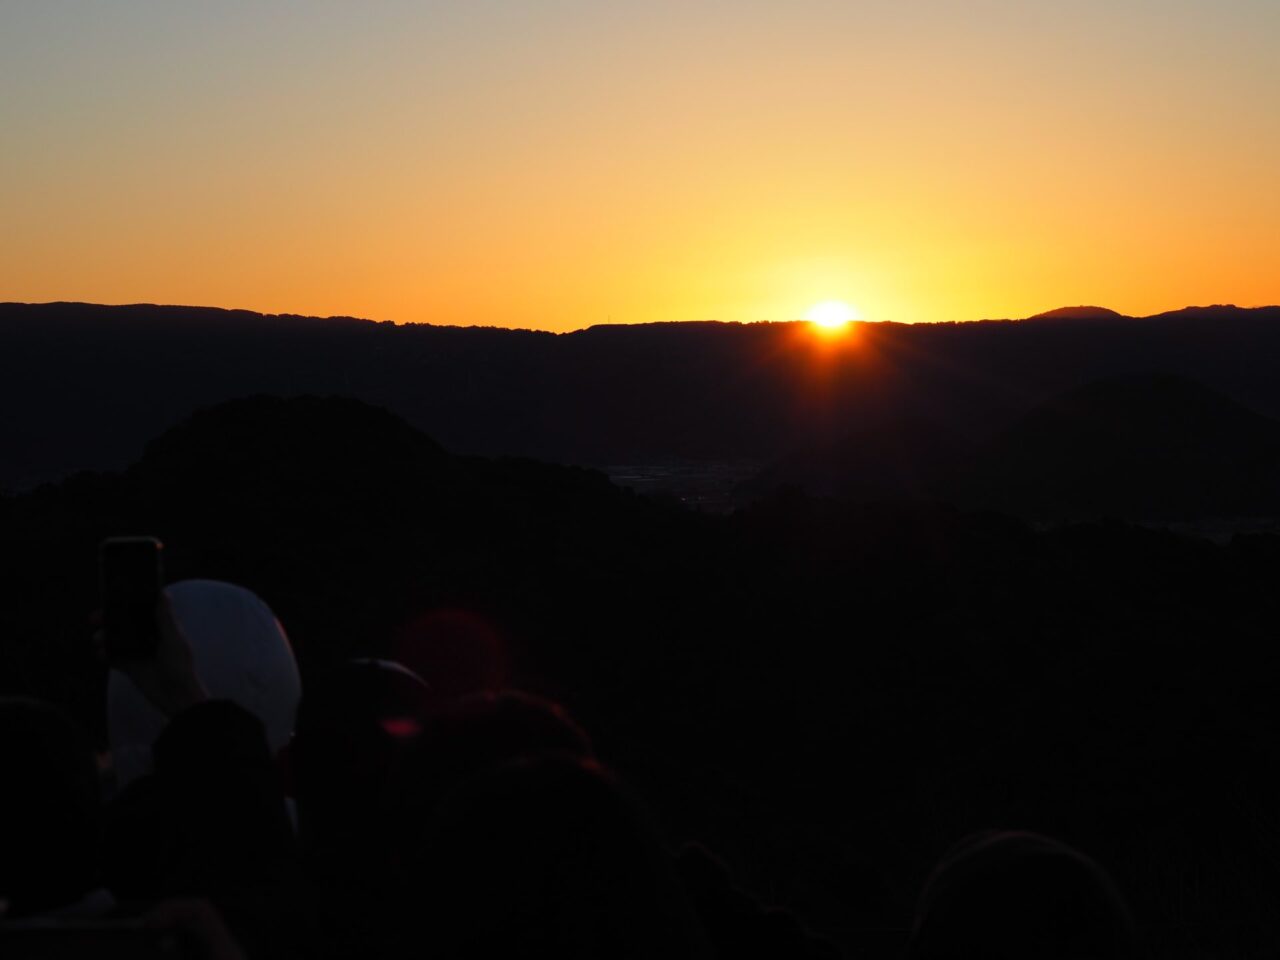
xmin=108 ymin=579 xmax=301 ymax=789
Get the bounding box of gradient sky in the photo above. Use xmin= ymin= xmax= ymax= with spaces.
xmin=3 ymin=1 xmax=1277 ymax=330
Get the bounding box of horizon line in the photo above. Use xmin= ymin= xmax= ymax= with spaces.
xmin=3 ymin=299 xmax=1279 ymax=335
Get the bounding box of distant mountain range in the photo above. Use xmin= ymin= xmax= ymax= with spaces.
xmin=3 ymin=301 xmax=1280 ymax=521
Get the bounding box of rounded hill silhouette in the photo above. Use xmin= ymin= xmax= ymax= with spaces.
xmin=133 ymin=394 xmax=447 ymax=496
xmin=1027 ymin=305 xmax=1127 ymax=322
xmin=129 ymin=394 xmax=625 ymax=531
xmin=118 ymin=394 xmax=640 ymax=663
xmin=969 ymin=374 xmax=1280 ymax=520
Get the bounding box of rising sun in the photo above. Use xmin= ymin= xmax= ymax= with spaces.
xmin=805 ymin=300 xmax=860 ymax=329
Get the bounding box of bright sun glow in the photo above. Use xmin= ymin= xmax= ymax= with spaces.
xmin=805 ymin=300 xmax=861 ymax=329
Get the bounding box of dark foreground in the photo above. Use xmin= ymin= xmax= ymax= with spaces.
xmin=3 ymin=396 xmax=1280 ymax=957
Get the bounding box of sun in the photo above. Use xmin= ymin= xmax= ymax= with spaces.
xmin=805 ymin=300 xmax=860 ymax=329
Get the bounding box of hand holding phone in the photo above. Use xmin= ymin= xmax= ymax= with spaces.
xmin=119 ymin=594 xmax=208 ymax=719
xmin=99 ymin=538 xmax=206 ymax=717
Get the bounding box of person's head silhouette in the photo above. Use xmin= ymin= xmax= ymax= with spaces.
xmin=399 ymin=755 xmax=708 ymax=960
xmin=909 ymin=830 xmax=1139 ymax=960
xmin=403 ymin=689 xmax=593 ymax=810
xmin=289 ymin=658 xmax=431 ymax=860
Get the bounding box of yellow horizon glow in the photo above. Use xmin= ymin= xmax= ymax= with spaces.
xmin=1 ymin=4 xmax=1277 ymax=332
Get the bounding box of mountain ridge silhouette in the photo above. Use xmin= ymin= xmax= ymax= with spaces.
xmin=5 ymin=299 xmax=1270 ymax=332
xmin=4 ymin=300 xmax=1280 ymax=493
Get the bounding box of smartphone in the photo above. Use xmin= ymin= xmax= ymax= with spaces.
xmin=0 ymin=919 xmax=184 ymax=958
xmin=100 ymin=536 xmax=164 ymax=662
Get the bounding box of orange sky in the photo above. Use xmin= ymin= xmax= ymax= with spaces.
xmin=2 ymin=2 xmax=1277 ymax=331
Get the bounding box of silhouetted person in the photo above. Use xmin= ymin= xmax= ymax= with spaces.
xmin=286 ymin=659 xmax=433 ymax=958
xmin=108 ymin=580 xmax=301 ymax=791
xmin=100 ymin=585 xmax=310 ymax=957
xmin=0 ymin=698 xmax=104 ymax=917
xmin=102 ymin=700 xmax=307 ymax=958
xmin=104 ymin=701 xmax=295 ymax=899
xmin=297 ymin=685 xmax=596 ymax=958
xmin=100 ymin=584 xmax=299 ymax=899
xmin=396 ymin=755 xmax=710 ymax=959
xmin=403 ymin=689 xmax=593 ymax=811
xmin=909 ymin=830 xmax=1139 ymax=960
xmin=288 ymin=658 xmax=432 ymax=860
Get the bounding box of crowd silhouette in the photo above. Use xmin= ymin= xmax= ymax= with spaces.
xmin=0 ymin=578 xmax=1145 ymax=959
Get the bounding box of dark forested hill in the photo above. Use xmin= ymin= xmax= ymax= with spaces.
xmin=754 ymin=375 xmax=1280 ymax=522
xmin=4 ymin=394 xmax=1280 ymax=958
xmin=3 ymin=301 xmax=1280 ymax=492
xmin=964 ymin=375 xmax=1280 ymax=520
